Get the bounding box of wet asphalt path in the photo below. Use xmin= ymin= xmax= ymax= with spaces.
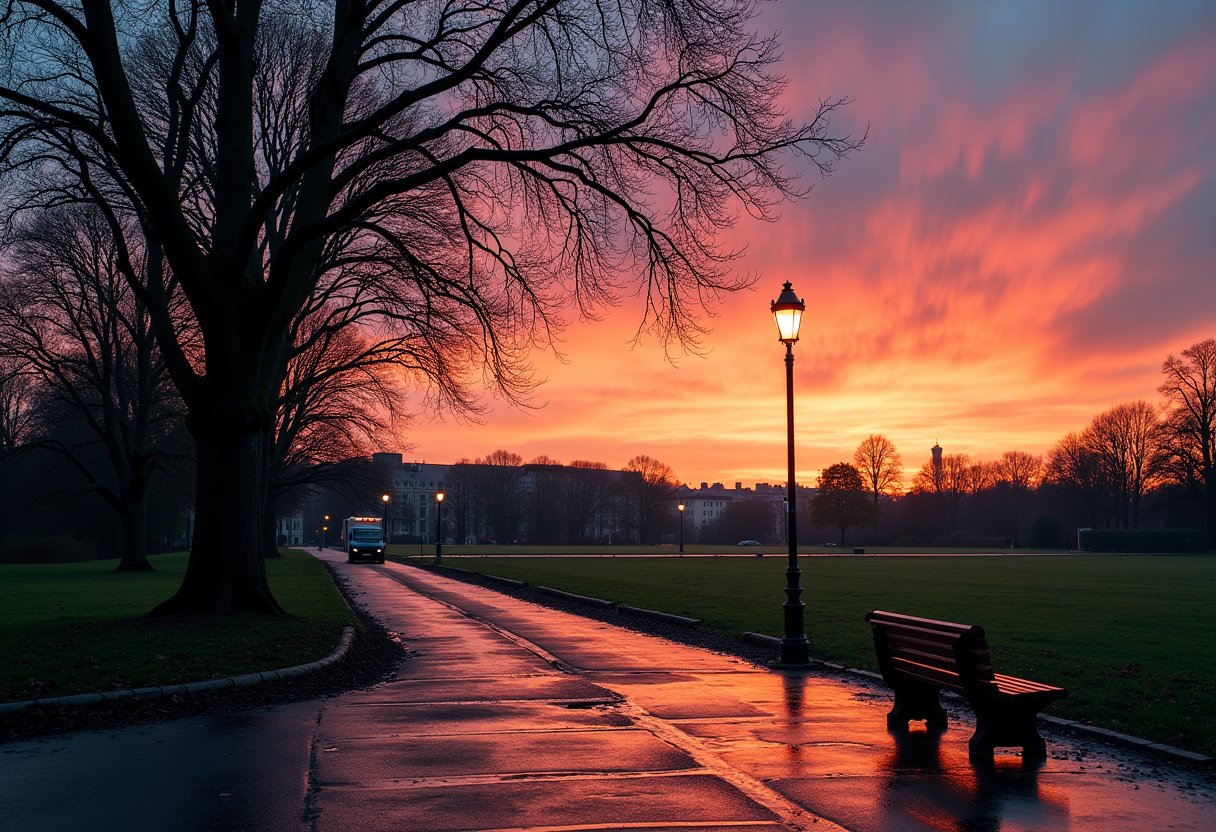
xmin=3 ymin=550 xmax=1215 ymax=831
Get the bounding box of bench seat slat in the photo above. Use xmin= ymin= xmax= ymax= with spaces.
xmin=994 ymin=673 xmax=1065 ymax=695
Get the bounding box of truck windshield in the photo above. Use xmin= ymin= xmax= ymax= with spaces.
xmin=351 ymin=528 xmax=382 ymax=541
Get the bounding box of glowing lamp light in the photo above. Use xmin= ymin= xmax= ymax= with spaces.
xmin=770 ymin=281 xmax=805 ymax=344
xmin=435 ymin=491 xmax=445 ymax=560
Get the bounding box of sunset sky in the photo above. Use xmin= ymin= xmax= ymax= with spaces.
xmin=403 ymin=0 xmax=1216 ymax=488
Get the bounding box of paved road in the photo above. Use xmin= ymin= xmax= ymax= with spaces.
xmin=3 ymin=551 xmax=1214 ymax=831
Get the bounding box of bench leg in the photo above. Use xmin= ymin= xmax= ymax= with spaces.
xmin=968 ymin=708 xmax=1048 ymax=760
xmin=887 ymin=684 xmax=948 ymax=731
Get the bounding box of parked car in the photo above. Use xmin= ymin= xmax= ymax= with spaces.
xmin=736 ymin=539 xmax=761 ymax=546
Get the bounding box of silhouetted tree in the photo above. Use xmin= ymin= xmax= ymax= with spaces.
xmin=478 ymin=450 xmax=525 ymax=542
xmin=1 ymin=2 xmax=860 ymax=613
xmin=265 ymin=307 xmax=410 ymax=558
xmin=0 ymin=362 xmax=36 ymax=549
xmin=912 ymin=452 xmax=973 ymax=535
xmin=560 ymin=460 xmax=610 ymax=543
xmin=810 ymin=462 xmax=877 ymax=546
xmin=1045 ymin=431 xmax=1110 ymax=528
xmin=0 ymin=362 xmax=34 ymax=456
xmin=524 ymin=456 xmax=564 ymax=544
xmin=1158 ymin=338 xmax=1216 ymax=550
xmin=1084 ymin=401 xmax=1163 ymax=529
xmin=853 ymin=434 xmax=903 ymax=504
xmin=0 ymin=208 xmax=186 ymax=570
xmin=624 ymin=455 xmax=677 ymax=543
xmin=993 ymin=451 xmax=1041 ymax=545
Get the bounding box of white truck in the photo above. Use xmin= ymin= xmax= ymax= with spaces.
xmin=343 ymin=516 xmax=387 ymax=563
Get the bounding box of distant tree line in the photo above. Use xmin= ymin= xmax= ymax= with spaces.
xmin=808 ymin=338 xmax=1216 ymax=551
xmin=439 ymin=452 xmax=676 ymax=545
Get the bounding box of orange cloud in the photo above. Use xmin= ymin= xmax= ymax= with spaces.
xmin=402 ymin=4 xmax=1216 ymax=489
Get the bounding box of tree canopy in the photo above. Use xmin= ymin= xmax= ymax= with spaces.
xmin=0 ymin=1 xmax=861 ymax=612
xmin=810 ymin=462 xmax=877 ymax=546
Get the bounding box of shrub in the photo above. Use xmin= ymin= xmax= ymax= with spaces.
xmin=0 ymin=535 xmax=98 ymax=564
xmin=1077 ymin=528 xmax=1206 ymax=553
xmin=1029 ymin=515 xmax=1069 ymax=549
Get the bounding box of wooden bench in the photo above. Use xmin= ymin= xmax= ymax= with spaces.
xmin=865 ymin=610 xmax=1067 ymax=760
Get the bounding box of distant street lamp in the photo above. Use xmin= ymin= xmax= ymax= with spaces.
xmin=678 ymin=502 xmax=685 ymax=554
xmin=771 ymin=280 xmax=810 ymax=665
xmin=321 ymin=514 xmax=330 ymax=550
xmin=435 ymin=491 xmax=445 ymax=560
xmin=381 ymin=493 xmax=390 ymax=543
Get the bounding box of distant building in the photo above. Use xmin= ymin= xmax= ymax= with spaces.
xmin=673 ymin=480 xmax=809 ymax=543
xmin=376 ymin=454 xmax=450 ymax=542
xmin=274 ymin=512 xmax=304 ymax=546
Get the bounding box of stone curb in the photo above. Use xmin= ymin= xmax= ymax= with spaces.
xmin=482 ymin=574 xmax=527 ymax=588
xmin=616 ymin=604 xmax=701 ymax=627
xmin=742 ymin=631 xmax=780 ymax=649
xmin=0 ymin=626 xmax=356 ymax=716
xmin=535 ymin=585 xmax=616 ymax=608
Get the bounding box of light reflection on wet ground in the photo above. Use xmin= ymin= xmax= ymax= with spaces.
xmin=313 ymin=555 xmax=1215 ymax=832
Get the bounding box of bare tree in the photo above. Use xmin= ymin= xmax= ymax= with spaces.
xmin=853 ymin=434 xmax=903 ymax=503
xmin=993 ymin=451 xmax=1041 ymax=545
xmin=1 ymin=1 xmax=861 ymax=612
xmin=479 ymin=450 xmax=525 ymax=542
xmin=0 ymin=361 xmax=35 ymax=455
xmin=524 ymin=455 xmax=563 ymax=543
xmin=0 ymin=207 xmax=185 ymax=570
xmin=995 ymin=451 xmax=1042 ymax=492
xmin=623 ymin=454 xmax=677 ymax=543
xmin=1083 ymin=401 xmax=1163 ymax=530
xmin=912 ymin=452 xmax=973 ymax=534
xmin=0 ymin=361 xmax=37 ymax=545
xmin=1046 ymin=432 xmax=1110 ymax=528
xmin=265 ymin=306 xmax=412 ymax=558
xmin=1158 ymin=338 xmax=1216 ymax=550
xmin=560 ymin=460 xmax=610 ymax=543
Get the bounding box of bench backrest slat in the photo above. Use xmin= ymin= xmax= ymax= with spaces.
xmin=866 ymin=610 xmax=998 ymax=696
xmin=889 ymin=655 xmax=966 ymax=691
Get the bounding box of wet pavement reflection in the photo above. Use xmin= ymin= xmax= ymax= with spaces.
xmin=316 ymin=555 xmax=1215 ymax=831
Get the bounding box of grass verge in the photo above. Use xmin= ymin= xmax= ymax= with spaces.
xmin=0 ymin=551 xmax=355 ymax=703
xmin=442 ymin=554 xmax=1216 ymax=756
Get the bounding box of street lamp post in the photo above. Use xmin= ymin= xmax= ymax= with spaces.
xmin=381 ymin=494 xmax=390 ymax=543
xmin=771 ymin=281 xmax=810 ymax=665
xmin=678 ymin=502 xmax=685 ymax=554
xmin=435 ymin=491 xmax=445 ymax=560
xmin=321 ymin=514 xmax=329 ymax=550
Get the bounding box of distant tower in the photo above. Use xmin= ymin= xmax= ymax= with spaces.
xmin=931 ymin=442 xmax=943 ymax=490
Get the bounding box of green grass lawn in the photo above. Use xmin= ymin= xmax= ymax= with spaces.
xmin=442 ymin=554 xmax=1216 ymax=756
xmin=0 ymin=551 xmax=355 ymax=703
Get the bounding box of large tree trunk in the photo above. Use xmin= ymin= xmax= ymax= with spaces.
xmin=262 ymin=495 xmax=283 ymax=560
xmin=152 ymin=398 xmax=283 ymax=615
xmin=115 ymin=473 xmax=154 ymax=571
xmin=1205 ymin=478 xmax=1216 ymax=553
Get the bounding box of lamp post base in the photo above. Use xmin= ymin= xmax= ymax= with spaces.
xmin=778 ymin=636 xmax=811 ymax=666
